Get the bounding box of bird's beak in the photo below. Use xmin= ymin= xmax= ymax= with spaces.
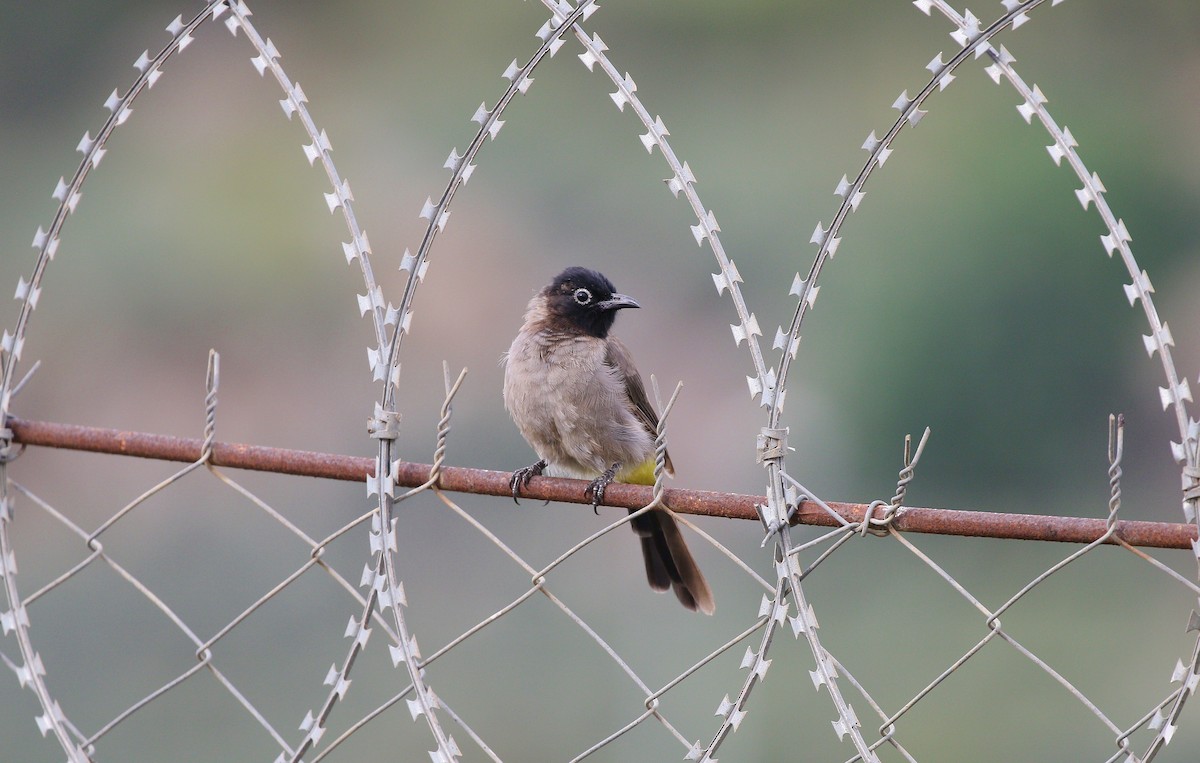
xmin=596 ymin=293 xmax=640 ymax=311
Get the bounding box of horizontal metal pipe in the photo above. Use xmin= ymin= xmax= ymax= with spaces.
xmin=6 ymin=417 xmax=1195 ymax=550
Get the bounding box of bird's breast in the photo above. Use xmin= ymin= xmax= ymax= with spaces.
xmin=504 ymin=331 xmax=652 ymax=477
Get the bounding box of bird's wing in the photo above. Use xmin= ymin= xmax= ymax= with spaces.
xmin=604 ymin=336 xmax=674 ymax=476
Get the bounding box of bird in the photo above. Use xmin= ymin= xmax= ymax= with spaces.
xmin=502 ymin=266 xmax=715 ymax=614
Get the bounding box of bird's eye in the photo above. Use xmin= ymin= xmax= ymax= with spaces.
xmin=573 ymin=288 xmax=592 ymax=305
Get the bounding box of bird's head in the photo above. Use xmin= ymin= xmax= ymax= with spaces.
xmin=540 ymin=266 xmax=640 ymax=338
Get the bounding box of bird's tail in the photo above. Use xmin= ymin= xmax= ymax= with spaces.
xmin=630 ymin=508 xmax=715 ymax=615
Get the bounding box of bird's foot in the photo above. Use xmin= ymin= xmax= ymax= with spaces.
xmin=509 ymin=459 xmax=547 ymax=504
xmin=584 ymin=462 xmax=620 ymax=514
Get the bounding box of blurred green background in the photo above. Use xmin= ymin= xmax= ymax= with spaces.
xmin=2 ymin=0 xmax=1199 ymax=760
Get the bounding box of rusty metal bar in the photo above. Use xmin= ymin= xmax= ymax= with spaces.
xmin=6 ymin=416 xmax=1195 ymax=550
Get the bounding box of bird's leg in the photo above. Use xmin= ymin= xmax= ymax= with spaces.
xmin=584 ymin=462 xmax=621 ymax=514
xmin=509 ymin=459 xmax=547 ymax=504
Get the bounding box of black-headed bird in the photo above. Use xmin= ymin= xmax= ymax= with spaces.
xmin=503 ymin=267 xmax=715 ymax=614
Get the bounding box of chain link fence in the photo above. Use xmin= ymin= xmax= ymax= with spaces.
xmin=2 ymin=1 xmax=1199 ymax=761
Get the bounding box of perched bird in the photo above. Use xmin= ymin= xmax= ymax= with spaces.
xmin=503 ymin=267 xmax=715 ymax=614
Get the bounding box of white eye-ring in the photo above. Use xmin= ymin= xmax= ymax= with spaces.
xmin=573 ymin=288 xmax=593 ymax=305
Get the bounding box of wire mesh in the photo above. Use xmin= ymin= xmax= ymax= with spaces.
xmin=2 ymin=1 xmax=1199 ymax=761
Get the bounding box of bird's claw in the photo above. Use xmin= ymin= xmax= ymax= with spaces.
xmin=584 ymin=463 xmax=620 ymax=514
xmin=509 ymin=459 xmax=547 ymax=504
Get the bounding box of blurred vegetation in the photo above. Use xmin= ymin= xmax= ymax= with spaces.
xmin=1 ymin=1 xmax=1199 ymax=760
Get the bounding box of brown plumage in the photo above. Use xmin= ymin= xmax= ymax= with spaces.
xmin=503 ymin=267 xmax=714 ymax=614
